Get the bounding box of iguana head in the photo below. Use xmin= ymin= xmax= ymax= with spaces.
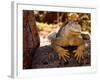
xmin=67 ymin=22 xmax=81 ymax=36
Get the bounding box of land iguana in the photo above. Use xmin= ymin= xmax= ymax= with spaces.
xmin=51 ymin=13 xmax=86 ymax=63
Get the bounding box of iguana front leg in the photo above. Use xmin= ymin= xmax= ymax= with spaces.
xmin=51 ymin=38 xmax=70 ymax=61
xmin=70 ymin=37 xmax=85 ymax=63
xmin=74 ymin=42 xmax=85 ymax=63
xmin=52 ymin=43 xmax=70 ymax=61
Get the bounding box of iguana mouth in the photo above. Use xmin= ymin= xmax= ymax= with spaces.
xmin=69 ymin=31 xmax=81 ymax=37
xmin=70 ymin=30 xmax=81 ymax=33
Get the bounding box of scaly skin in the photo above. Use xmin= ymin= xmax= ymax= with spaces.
xmin=51 ymin=37 xmax=70 ymax=61
xmin=51 ymin=22 xmax=85 ymax=63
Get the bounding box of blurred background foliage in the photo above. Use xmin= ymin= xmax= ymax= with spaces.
xmin=33 ymin=11 xmax=91 ymax=34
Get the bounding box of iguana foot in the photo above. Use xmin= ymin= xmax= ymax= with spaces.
xmin=58 ymin=49 xmax=70 ymax=62
xmin=74 ymin=46 xmax=85 ymax=63
xmin=51 ymin=43 xmax=70 ymax=62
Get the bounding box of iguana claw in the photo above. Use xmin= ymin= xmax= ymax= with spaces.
xmin=58 ymin=49 xmax=70 ymax=61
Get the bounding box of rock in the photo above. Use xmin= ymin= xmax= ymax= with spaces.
xmin=80 ymin=33 xmax=91 ymax=64
xmin=32 ymin=45 xmax=90 ymax=68
xmin=32 ymin=46 xmax=60 ymax=68
xmin=81 ymin=32 xmax=90 ymax=40
xmin=23 ymin=10 xmax=40 ymax=69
